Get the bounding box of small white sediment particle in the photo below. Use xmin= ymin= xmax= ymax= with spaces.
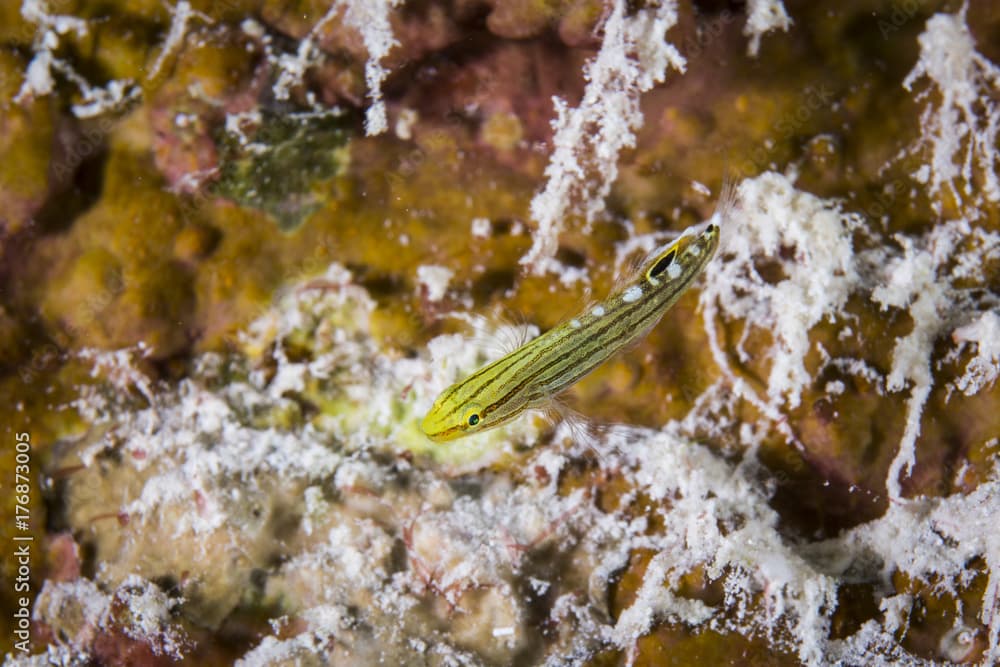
xmin=529 ymin=577 xmax=551 ymax=595
xmin=622 ymin=285 xmax=642 ymax=303
xmin=470 ymin=217 xmax=492 ymax=239
xmin=825 ymin=380 xmax=845 ymax=395
xmin=241 ymin=18 xmax=264 ymax=37
xmin=394 ymin=108 xmax=418 ymax=140
xmin=416 ymin=265 xmax=454 ymax=302
xmin=492 ymin=626 xmax=515 ymax=638
xmin=691 ymin=180 xmax=711 ymax=196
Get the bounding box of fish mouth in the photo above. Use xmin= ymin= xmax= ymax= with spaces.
xmin=420 ymin=413 xmax=457 ymax=443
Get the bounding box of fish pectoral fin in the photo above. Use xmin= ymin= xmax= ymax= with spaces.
xmin=542 ymin=393 xmax=605 ymax=449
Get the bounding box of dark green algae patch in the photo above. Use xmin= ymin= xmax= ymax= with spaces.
xmin=212 ymin=110 xmax=351 ymax=231
xmin=0 ymin=0 xmax=999 ymax=664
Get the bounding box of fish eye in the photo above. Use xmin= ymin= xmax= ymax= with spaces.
xmin=462 ymin=405 xmax=483 ymax=428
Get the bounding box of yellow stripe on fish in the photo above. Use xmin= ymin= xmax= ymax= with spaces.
xmin=421 ymin=220 xmax=721 ymax=442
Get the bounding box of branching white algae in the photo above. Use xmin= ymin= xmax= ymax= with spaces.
xmin=35 ymin=201 xmax=1000 ymax=664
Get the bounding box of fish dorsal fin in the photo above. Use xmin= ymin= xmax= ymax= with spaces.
xmin=447 ymin=310 xmax=537 ymax=360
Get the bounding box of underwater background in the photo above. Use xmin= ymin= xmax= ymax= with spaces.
xmin=1 ymin=0 xmax=999 ymax=664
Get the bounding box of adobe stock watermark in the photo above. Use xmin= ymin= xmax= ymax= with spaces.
xmin=680 ymin=9 xmax=737 ymax=65
xmin=10 ymin=431 xmax=34 ymax=653
xmin=737 ymin=83 xmax=837 ymax=178
xmin=877 ymin=0 xmax=928 ymax=40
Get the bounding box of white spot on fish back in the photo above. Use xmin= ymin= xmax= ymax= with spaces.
xmin=690 ymin=245 xmax=701 ymax=256
xmin=622 ymin=285 xmax=642 ymax=303
xmin=570 ymin=319 xmax=582 ymax=329
xmin=592 ymin=306 xmax=606 ymax=317
xmin=667 ymin=263 xmax=682 ymax=279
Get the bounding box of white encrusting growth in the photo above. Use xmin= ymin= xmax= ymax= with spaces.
xmin=521 ymin=0 xmax=685 ymax=274
xmin=518 ymin=0 xmax=796 ymax=276
xmin=701 ymin=172 xmax=862 ymax=410
xmin=146 ymin=1 xmax=208 ymax=82
xmin=903 ymin=6 xmax=1000 ymax=216
xmin=872 ymin=220 xmax=1000 ymax=499
xmin=22 ymin=247 xmax=1000 ymax=665
xmin=272 ymin=0 xmax=401 ymax=134
xmin=14 ymin=0 xmax=87 ymax=104
xmin=813 ymin=461 xmax=1000 ymax=665
xmin=13 ymin=0 xmax=404 ymax=129
xmin=338 ymin=0 xmax=403 ymax=135
xmin=743 ymin=0 xmax=792 ymax=56
xmin=950 ymin=310 xmax=1000 ymax=397
xmin=11 ymin=1 xmax=1000 ymax=663
xmin=272 ymin=5 xmax=342 ymax=103
xmin=33 ymin=576 xmax=188 ymax=659
xmin=14 ymin=0 xmax=141 ymax=117
xmin=701 ymin=173 xmax=999 ymax=504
